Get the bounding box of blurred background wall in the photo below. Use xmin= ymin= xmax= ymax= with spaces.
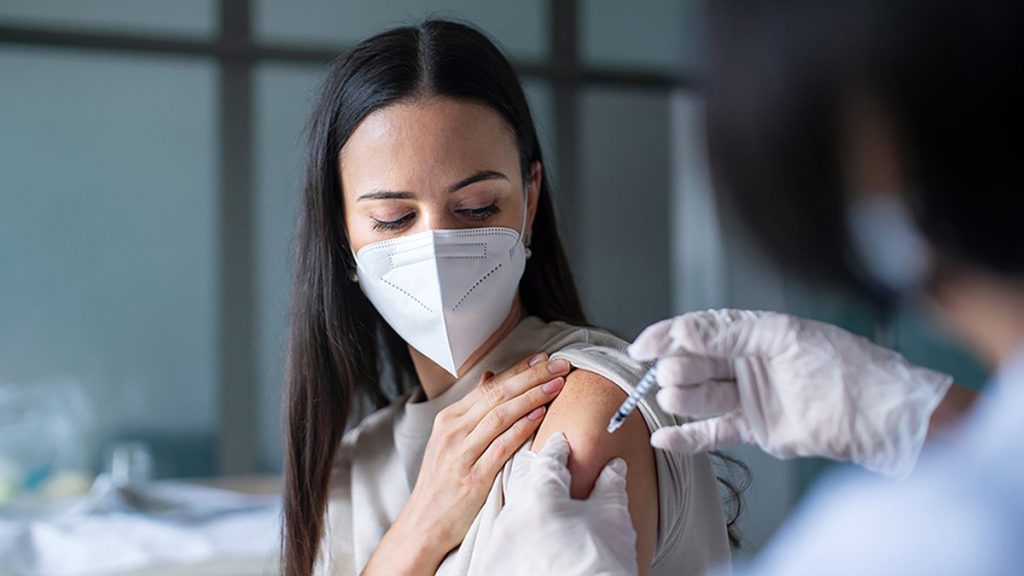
xmin=0 ymin=0 xmax=986 ymax=557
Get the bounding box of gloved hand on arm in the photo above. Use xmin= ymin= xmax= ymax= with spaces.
xmin=477 ymin=432 xmax=639 ymax=576
xmin=629 ymin=309 xmax=956 ymax=478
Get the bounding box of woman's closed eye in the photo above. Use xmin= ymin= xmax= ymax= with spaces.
xmin=455 ymin=202 xmax=501 ymax=221
xmin=371 ymin=211 xmax=415 ymax=231
xmin=370 ymin=202 xmax=502 ymax=232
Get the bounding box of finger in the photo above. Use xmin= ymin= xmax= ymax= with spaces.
xmin=676 ymin=309 xmax=794 ymax=358
xmin=506 ymin=431 xmax=570 ymax=499
xmin=628 ymin=317 xmax=677 ymax=361
xmin=655 ymin=355 xmax=735 ymax=388
xmin=474 ymin=406 xmax=546 ymax=479
xmin=488 ymin=352 xmax=548 ymax=388
xmin=667 ymin=310 xmax=760 ymax=358
xmin=633 ymin=310 xmax=785 ymax=361
xmin=650 ymin=415 xmax=743 ymax=453
xmin=444 ymin=369 xmax=498 ymax=418
xmin=629 ymin=310 xmax=755 ymax=360
xmin=536 ymin=430 xmax=570 ymax=466
xmin=656 ymin=380 xmax=739 ymax=418
xmin=443 ymin=370 xmax=496 ymax=419
xmin=463 ymin=376 xmax=564 ymax=459
xmin=591 ymin=457 xmax=629 ymax=504
xmin=447 ymin=356 xmax=538 ymax=418
xmin=459 ymin=358 xmax=570 ymax=422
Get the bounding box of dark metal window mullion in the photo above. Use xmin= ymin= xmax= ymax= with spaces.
xmin=0 ymin=28 xmax=686 ymax=89
xmin=551 ymin=0 xmax=579 ymax=252
xmin=217 ymin=0 xmax=257 ymax=475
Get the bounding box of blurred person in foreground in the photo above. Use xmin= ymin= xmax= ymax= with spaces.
xmin=486 ymin=1 xmax=1024 ymax=574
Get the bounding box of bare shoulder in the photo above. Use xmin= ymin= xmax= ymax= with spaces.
xmin=530 ymin=367 xmax=659 ymax=572
xmin=531 ymin=368 xmax=654 ymax=496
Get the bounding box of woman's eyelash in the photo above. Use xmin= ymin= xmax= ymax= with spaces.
xmin=371 ymin=212 xmax=415 ymax=231
xmin=457 ymin=203 xmax=501 ymax=220
xmin=370 ymin=203 xmax=500 ymax=231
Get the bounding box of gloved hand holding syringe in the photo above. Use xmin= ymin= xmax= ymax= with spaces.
xmin=626 ymin=309 xmax=957 ymax=478
xmin=609 ymin=309 xmax=966 ymax=480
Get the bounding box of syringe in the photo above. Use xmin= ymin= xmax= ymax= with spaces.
xmin=606 ymin=363 xmax=658 ymax=433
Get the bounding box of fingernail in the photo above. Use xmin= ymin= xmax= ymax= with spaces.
xmin=528 ymin=406 xmax=546 ymax=420
xmin=528 ymin=353 xmax=547 ymax=367
xmin=542 ymin=377 xmax=564 ymax=394
xmin=547 ymin=359 xmax=569 ymax=374
xmin=650 ymin=428 xmax=676 ymax=451
xmin=608 ymin=458 xmax=627 ymax=475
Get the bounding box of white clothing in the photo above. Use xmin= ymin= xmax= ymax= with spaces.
xmin=737 ymin=343 xmax=1024 ymax=576
xmin=316 ymin=316 xmax=730 ymax=575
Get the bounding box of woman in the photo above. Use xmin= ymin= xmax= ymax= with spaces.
xmin=281 ymin=20 xmax=733 ymax=576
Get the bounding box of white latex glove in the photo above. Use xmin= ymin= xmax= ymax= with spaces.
xmin=477 ymin=432 xmax=639 ymax=576
xmin=629 ymin=309 xmax=954 ymax=478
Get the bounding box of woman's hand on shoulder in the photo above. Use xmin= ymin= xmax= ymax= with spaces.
xmin=530 ymin=368 xmax=659 ymax=575
xmin=363 ymin=353 xmax=570 ymax=576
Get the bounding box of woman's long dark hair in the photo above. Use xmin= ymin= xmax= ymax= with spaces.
xmin=282 ymin=19 xmax=744 ymax=575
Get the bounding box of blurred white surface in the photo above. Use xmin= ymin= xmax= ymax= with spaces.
xmin=0 ymin=477 xmax=280 ymax=576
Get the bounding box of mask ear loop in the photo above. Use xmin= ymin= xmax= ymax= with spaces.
xmin=343 ymin=222 xmax=360 ymax=284
xmin=518 ymin=183 xmax=532 ymax=260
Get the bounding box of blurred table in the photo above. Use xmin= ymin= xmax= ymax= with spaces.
xmin=116 ymin=557 xmax=279 ymax=576
xmin=0 ymin=475 xmax=284 ymax=576
xmin=116 ymin=475 xmax=282 ymax=576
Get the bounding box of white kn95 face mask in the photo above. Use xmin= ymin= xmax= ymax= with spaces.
xmin=353 ymin=197 xmax=530 ymax=376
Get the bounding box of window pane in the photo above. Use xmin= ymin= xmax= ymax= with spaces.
xmin=253 ymin=62 xmax=327 ymax=471
xmin=0 ymin=48 xmax=219 ymax=479
xmin=581 ymin=0 xmax=701 ymax=74
xmin=254 ymin=0 xmax=548 ymax=62
xmin=577 ymin=88 xmax=673 ymax=338
xmin=0 ymin=0 xmax=217 ymax=39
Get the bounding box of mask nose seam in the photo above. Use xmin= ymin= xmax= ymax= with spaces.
xmin=451 ymin=263 xmax=503 ymax=311
xmin=436 ymin=242 xmax=487 ymax=260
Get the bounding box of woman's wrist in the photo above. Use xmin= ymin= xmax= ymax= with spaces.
xmin=364 ymin=514 xmax=444 ymax=576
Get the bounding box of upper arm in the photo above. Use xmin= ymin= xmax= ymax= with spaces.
xmin=530 ymin=368 xmax=659 ymax=575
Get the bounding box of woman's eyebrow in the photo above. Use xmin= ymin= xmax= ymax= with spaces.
xmin=446 ymin=170 xmax=508 ymax=193
xmin=357 ymin=190 xmax=416 ymax=201
xmin=356 ymin=170 xmax=508 ymax=201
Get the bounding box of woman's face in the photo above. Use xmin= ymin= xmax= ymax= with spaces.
xmin=340 ymin=97 xmax=541 ymax=253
